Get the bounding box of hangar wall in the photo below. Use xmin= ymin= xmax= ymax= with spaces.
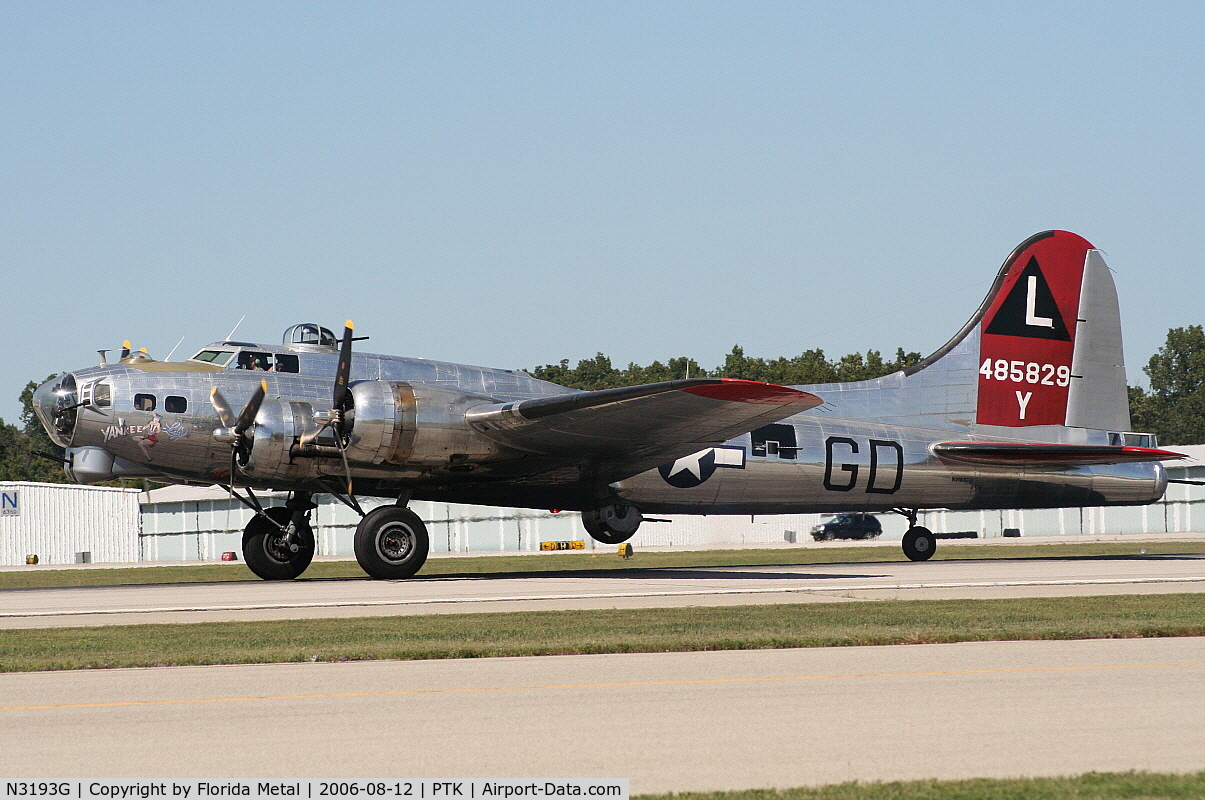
xmin=138 ymin=486 xmax=585 ymax=562
xmin=0 ymin=482 xmax=141 ymax=566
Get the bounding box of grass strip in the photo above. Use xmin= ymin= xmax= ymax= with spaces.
xmin=3 ymin=593 xmax=1205 ymax=673
xmin=2 ymin=540 xmax=1202 ymax=589
xmin=634 ymin=771 xmax=1205 ymax=800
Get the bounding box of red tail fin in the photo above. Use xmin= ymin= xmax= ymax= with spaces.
xmin=976 ymin=231 xmax=1092 ymax=427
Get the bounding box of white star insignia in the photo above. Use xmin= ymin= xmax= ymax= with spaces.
xmin=666 ymin=449 xmax=710 ymax=480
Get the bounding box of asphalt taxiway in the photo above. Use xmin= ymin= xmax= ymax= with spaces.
xmin=5 ymin=547 xmax=1205 ymax=789
xmin=3 ymin=549 xmax=1205 ymax=628
xmin=2 ymin=637 xmax=1203 ymax=791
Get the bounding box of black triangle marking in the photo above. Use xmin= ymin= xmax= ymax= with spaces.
xmin=984 ymin=256 xmax=1071 ymax=341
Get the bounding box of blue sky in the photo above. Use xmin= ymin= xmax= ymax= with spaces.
xmin=3 ymin=2 xmax=1203 ymax=425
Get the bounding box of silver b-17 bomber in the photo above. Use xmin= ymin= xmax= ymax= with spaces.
xmin=33 ymin=231 xmax=1183 ymax=580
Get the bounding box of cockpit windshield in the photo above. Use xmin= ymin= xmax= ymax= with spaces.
xmin=190 ymin=350 xmax=234 ymax=365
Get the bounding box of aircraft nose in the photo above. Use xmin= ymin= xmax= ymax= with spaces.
xmin=33 ymin=373 xmax=76 ymax=447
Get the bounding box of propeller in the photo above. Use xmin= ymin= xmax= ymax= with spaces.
xmin=211 ymin=379 xmax=268 ymax=479
xmin=300 ymin=321 xmax=357 ymax=495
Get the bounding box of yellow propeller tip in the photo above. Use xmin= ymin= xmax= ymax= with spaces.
xmin=345 ymin=320 xmax=354 ymax=329
xmin=123 ymin=340 xmax=131 ymax=348
xmin=210 ymin=387 xmax=219 ymax=397
xmin=260 ymin=380 xmax=269 ymax=392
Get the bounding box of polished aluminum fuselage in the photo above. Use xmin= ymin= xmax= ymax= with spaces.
xmin=37 ymin=335 xmax=1167 ymax=516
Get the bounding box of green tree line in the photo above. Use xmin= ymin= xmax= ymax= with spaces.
xmin=1130 ymin=325 xmax=1205 ymax=445
xmin=3 ymin=329 xmax=1203 ymax=484
xmin=530 ymin=345 xmax=924 ymax=389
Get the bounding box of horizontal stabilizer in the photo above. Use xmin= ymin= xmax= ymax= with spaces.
xmin=932 ymin=441 xmax=1185 ymax=467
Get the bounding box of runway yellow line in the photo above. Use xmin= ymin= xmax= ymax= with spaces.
xmin=4 ymin=661 xmax=1204 ymax=713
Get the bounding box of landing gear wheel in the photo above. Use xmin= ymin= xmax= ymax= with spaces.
xmin=902 ymin=526 xmax=936 ymax=561
xmin=243 ymin=507 xmax=315 ymax=580
xmin=582 ymin=504 xmax=642 ymax=544
xmin=354 ymin=506 xmax=429 ymax=579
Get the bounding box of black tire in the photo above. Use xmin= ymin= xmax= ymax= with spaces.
xmin=243 ymin=507 xmax=315 ymax=580
xmin=902 ymin=526 xmax=936 ymax=561
xmin=354 ymin=506 xmax=429 ymax=579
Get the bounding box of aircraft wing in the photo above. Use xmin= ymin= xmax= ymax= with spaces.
xmin=467 ymin=378 xmax=822 ymax=481
xmin=931 ymin=441 xmax=1185 ymax=467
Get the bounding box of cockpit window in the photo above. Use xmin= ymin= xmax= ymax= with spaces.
xmin=134 ymin=393 xmax=156 ymax=411
xmin=274 ymin=354 xmax=299 ymax=373
xmin=93 ymin=383 xmax=111 ymax=408
xmin=236 ymin=351 xmax=273 ymax=371
xmin=165 ymin=395 xmax=187 ymax=413
xmin=191 ymin=350 xmax=233 ymax=365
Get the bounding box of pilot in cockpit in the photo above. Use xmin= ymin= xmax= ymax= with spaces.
xmin=237 ymin=352 xmax=272 ymax=371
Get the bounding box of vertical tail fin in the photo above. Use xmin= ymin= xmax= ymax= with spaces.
xmin=972 ymin=231 xmax=1128 ymax=430
xmin=815 ymin=231 xmax=1131 ymax=435
xmin=899 ymin=231 xmax=1129 ymax=432
xmin=976 ymin=231 xmax=1090 ymax=427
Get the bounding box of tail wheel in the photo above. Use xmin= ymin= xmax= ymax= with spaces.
xmin=243 ymin=507 xmax=315 ymax=580
xmin=902 ymin=526 xmax=936 ymax=561
xmin=354 ymin=506 xmax=429 ymax=579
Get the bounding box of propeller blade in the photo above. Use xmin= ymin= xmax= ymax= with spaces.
xmin=332 ymin=320 xmax=354 ymax=415
xmin=120 ymin=341 xmax=131 ymax=359
xmin=234 ymin=380 xmax=269 ymax=434
xmin=210 ymin=386 xmax=236 ymax=429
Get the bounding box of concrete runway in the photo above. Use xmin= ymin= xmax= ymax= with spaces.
xmin=3 ymin=551 xmax=1205 ymax=628
xmin=2 ymin=638 xmax=1203 ymax=792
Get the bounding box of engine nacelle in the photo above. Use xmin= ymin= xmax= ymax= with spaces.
xmin=241 ymin=398 xmax=298 ymax=481
xmin=237 ymin=382 xmax=511 ymax=484
xmin=338 ymin=381 xmax=509 ymax=469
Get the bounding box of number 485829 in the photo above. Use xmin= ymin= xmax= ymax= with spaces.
xmin=980 ymin=359 xmax=1069 ymax=386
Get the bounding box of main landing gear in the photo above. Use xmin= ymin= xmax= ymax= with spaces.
xmin=242 ymin=492 xmax=318 ymax=580
xmin=895 ymin=508 xmax=936 ymax=562
xmin=353 ymin=505 xmax=430 ymax=579
xmin=241 ymin=491 xmax=431 ymax=580
xmin=582 ymin=503 xmax=643 ymax=544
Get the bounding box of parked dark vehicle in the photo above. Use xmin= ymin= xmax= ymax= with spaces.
xmin=810 ymin=513 xmax=882 ymax=541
